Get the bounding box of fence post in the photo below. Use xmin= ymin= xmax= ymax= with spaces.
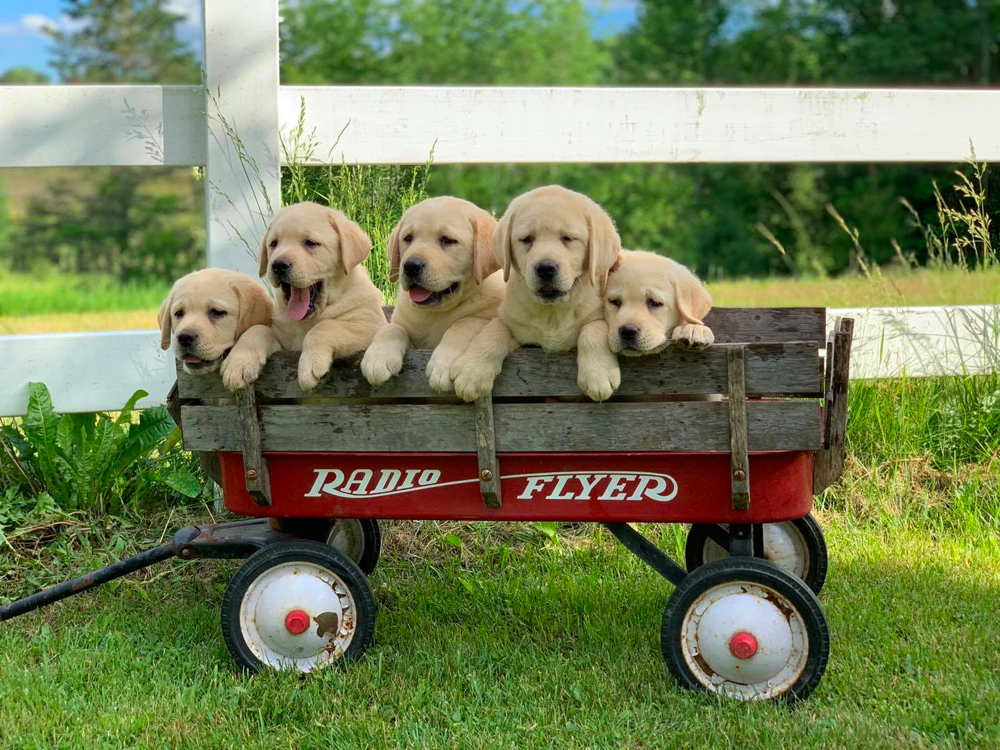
xmin=202 ymin=0 xmax=281 ymax=276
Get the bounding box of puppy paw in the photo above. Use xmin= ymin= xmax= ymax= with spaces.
xmin=672 ymin=324 xmax=714 ymax=350
xmin=451 ymin=358 xmax=497 ymax=402
xmin=361 ymin=345 xmax=404 ymax=387
xmin=578 ymin=360 xmax=621 ymax=402
xmin=220 ymin=348 xmax=265 ymax=392
xmin=298 ymin=348 xmax=332 ymax=393
xmin=426 ymin=350 xmax=456 ymax=393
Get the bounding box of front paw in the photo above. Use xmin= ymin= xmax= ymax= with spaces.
xmin=673 ymin=324 xmax=714 ymax=350
xmin=451 ymin=358 xmax=497 ymax=402
xmin=361 ymin=345 xmax=404 ymax=387
xmin=578 ymin=360 xmax=621 ymax=402
xmin=221 ymin=348 xmax=265 ymax=392
xmin=426 ymin=350 xmax=455 ymax=393
xmin=298 ymin=348 xmax=332 ymax=392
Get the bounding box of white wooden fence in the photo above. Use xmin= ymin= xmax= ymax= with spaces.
xmin=1 ymin=0 xmax=998 ymax=417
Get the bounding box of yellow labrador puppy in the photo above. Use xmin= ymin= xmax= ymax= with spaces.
xmin=158 ymin=268 xmax=272 ymax=374
xmin=221 ymin=202 xmax=387 ymax=392
xmin=361 ymin=196 xmax=504 ymax=391
xmin=450 ymin=185 xmax=621 ymax=402
xmin=604 ymin=249 xmax=714 ymax=355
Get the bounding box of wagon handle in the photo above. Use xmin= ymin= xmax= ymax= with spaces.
xmin=727 ymin=345 xmax=750 ymax=510
xmin=474 ymin=395 xmax=502 ymax=508
xmin=236 ymin=386 xmax=272 ymax=507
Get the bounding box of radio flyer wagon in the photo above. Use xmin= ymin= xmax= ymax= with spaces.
xmin=1 ymin=307 xmax=854 ymax=703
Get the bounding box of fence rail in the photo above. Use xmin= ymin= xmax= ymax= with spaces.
xmin=0 ymin=0 xmax=997 ymax=417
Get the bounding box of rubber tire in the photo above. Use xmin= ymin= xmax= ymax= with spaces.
xmin=684 ymin=515 xmax=828 ymax=595
xmin=269 ymin=518 xmax=382 ymax=575
xmin=221 ymin=540 xmax=376 ymax=673
xmin=662 ymin=557 xmax=829 ymax=703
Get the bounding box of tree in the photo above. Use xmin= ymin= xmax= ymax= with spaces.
xmin=0 ymin=67 xmax=51 ymax=84
xmin=48 ymin=0 xmax=200 ymax=84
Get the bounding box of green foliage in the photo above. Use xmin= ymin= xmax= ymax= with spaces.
xmin=0 ymin=67 xmax=51 ymax=84
xmin=0 ymin=272 xmax=171 ymax=317
xmin=0 ymin=383 xmax=203 ymax=515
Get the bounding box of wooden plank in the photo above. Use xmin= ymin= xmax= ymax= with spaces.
xmin=235 ymin=387 xmax=271 ymax=507
xmin=0 ymin=85 xmax=205 ymax=168
xmin=474 ymin=397 xmax=502 ymax=508
xmin=177 ymin=342 xmax=822 ymax=401
xmin=727 ymin=347 xmax=750 ymax=511
xmin=814 ymin=318 xmax=855 ymax=493
xmin=703 ymin=308 xmax=825 ymax=345
xmin=282 ymin=87 xmax=1000 ymax=164
xmin=180 ymin=400 xmax=820 ymax=454
xmin=203 ymin=0 xmax=280 ymax=276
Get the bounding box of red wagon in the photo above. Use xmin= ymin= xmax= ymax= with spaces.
xmin=1 ymin=307 xmax=854 ymax=703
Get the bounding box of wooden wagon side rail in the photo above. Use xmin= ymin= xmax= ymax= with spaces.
xmin=813 ymin=317 xmax=855 ymax=494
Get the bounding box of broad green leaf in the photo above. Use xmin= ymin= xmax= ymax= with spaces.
xmin=116 ymin=389 xmax=149 ymax=425
xmin=160 ymin=469 xmax=200 ymax=499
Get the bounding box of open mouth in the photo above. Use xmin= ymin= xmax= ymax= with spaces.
xmin=536 ymin=284 xmax=566 ymax=302
xmin=281 ymin=281 xmax=323 ymax=321
xmin=407 ymin=281 xmax=460 ymax=306
xmin=182 ymin=353 xmax=222 ymax=371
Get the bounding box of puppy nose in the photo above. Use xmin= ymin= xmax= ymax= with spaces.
xmin=177 ymin=331 xmax=198 ymax=348
xmin=271 ymin=258 xmax=291 ymax=278
xmin=403 ymin=258 xmax=424 ymax=278
xmin=534 ymin=260 xmax=558 ymax=281
xmin=619 ymin=324 xmax=640 ymax=342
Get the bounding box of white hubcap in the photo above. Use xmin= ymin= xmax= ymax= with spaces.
xmin=703 ymin=523 xmax=809 ymax=581
xmin=240 ymin=561 xmax=357 ymax=672
xmin=681 ymin=582 xmax=808 ymax=699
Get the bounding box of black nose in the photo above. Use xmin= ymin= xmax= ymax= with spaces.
xmin=619 ymin=324 xmax=640 ymax=342
xmin=271 ymin=258 xmax=291 ymax=278
xmin=177 ymin=331 xmax=198 ymax=349
xmin=535 ymin=260 xmax=558 ymax=281
xmin=403 ymin=258 xmax=424 ymax=279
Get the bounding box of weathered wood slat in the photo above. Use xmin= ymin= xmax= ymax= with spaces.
xmin=474 ymin=397 xmax=502 ymax=508
xmin=181 ymin=400 xmax=820 ymax=454
xmin=178 ymin=342 xmax=822 ymax=400
xmin=727 ymin=347 xmax=750 ymax=511
xmin=814 ymin=318 xmax=855 ymax=493
xmin=235 ymin=387 xmax=272 ymax=506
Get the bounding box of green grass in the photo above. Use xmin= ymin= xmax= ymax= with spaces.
xmin=0 ymin=273 xmax=171 ymax=317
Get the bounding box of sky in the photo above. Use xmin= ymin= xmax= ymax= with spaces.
xmin=0 ymin=1 xmax=639 ymax=80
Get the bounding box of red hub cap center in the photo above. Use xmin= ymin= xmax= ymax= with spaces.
xmin=729 ymin=631 xmax=758 ymax=659
xmin=285 ymin=609 xmax=310 ymax=635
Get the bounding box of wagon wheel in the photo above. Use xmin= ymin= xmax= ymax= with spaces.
xmin=221 ymin=540 xmax=376 ymax=673
xmin=684 ymin=515 xmax=828 ymax=594
xmin=270 ymin=518 xmax=382 ymax=575
xmin=661 ymin=558 xmax=829 ymax=703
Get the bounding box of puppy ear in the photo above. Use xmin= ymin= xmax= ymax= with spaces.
xmin=493 ymin=209 xmax=515 ymax=283
xmin=157 ymin=287 xmax=175 ymax=351
xmin=586 ymin=202 xmax=622 ymax=294
xmin=672 ymin=266 xmax=713 ymax=325
xmin=329 ymin=210 xmax=373 ymax=274
xmin=387 ymin=220 xmax=402 ymax=284
xmin=472 ymin=213 xmax=500 ymax=283
xmin=231 ymin=279 xmax=273 ymax=339
xmin=257 ymin=230 xmax=270 ymax=278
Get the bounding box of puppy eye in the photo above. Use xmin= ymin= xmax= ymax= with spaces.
xmin=561 ymin=235 xmax=574 ymax=244
xmin=303 ymin=239 xmax=319 ymax=249
xmin=608 ymin=298 xmax=622 ymax=308
xmin=647 ymin=299 xmax=664 ymax=308
xmin=439 ymin=236 xmax=457 ymax=247
xmin=520 ymin=235 xmax=534 ymax=245
xmin=209 ymin=308 xmax=228 ymax=319
xmin=269 ymin=239 xmax=278 ymax=249
xmin=403 ymin=234 xmax=413 ymax=244
xmin=173 ymin=309 xmax=184 ymax=319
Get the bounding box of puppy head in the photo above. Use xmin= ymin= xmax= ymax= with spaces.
xmin=258 ymin=201 xmax=372 ymax=322
xmin=495 ymin=185 xmax=620 ymax=304
xmin=604 ymin=250 xmax=712 ymax=356
xmin=387 ymin=196 xmax=499 ymax=311
xmin=158 ymin=269 xmax=273 ymax=374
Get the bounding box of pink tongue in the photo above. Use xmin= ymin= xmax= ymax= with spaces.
xmin=183 ymin=355 xmax=202 ymax=364
xmin=408 ymin=286 xmax=433 ymax=303
xmin=287 ymin=285 xmax=311 ymax=321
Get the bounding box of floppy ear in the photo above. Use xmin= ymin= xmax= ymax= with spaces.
xmin=472 ymin=213 xmax=500 ymax=283
xmin=257 ymin=230 xmax=270 ymax=278
xmin=157 ymin=287 xmax=175 ymax=351
xmin=387 ymin=220 xmax=402 ymax=284
xmin=231 ymin=279 xmax=273 ymax=339
xmin=493 ymin=209 xmax=515 ymax=283
xmin=329 ymin=210 xmax=373 ymax=274
xmin=586 ymin=203 xmax=622 ymax=294
xmin=672 ymin=267 xmax=713 ymax=325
